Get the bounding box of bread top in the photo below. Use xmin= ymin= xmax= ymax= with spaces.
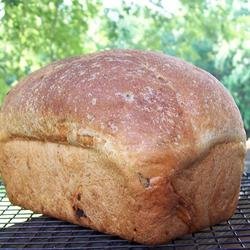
xmin=0 ymin=50 xmax=246 ymax=176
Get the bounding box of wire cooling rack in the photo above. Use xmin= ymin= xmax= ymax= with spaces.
xmin=0 ymin=156 xmax=250 ymax=249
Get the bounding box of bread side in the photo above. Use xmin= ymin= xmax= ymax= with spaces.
xmin=0 ymin=139 xmax=245 ymax=244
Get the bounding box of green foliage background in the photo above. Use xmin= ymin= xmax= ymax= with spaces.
xmin=0 ymin=0 xmax=249 ymax=135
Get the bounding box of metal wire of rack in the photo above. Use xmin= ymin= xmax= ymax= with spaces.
xmin=0 ymin=156 xmax=250 ymax=249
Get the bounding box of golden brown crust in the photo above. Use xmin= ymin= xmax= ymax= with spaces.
xmin=0 ymin=50 xmax=246 ymax=168
xmin=0 ymin=49 xmax=246 ymax=244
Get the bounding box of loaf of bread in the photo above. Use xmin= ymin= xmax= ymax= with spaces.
xmin=0 ymin=50 xmax=246 ymax=244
